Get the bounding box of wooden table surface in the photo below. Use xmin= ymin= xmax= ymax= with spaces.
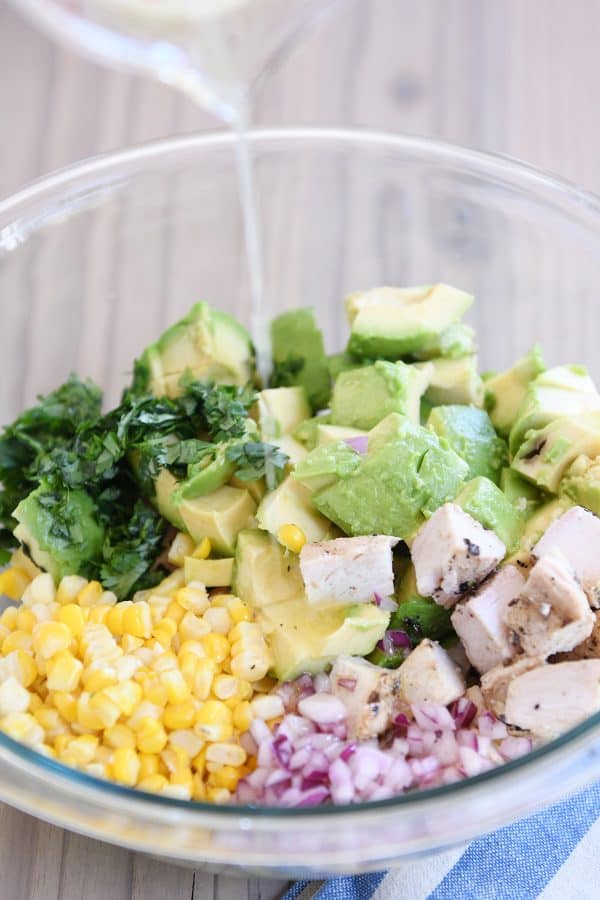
xmin=1 ymin=1 xmax=600 ymax=897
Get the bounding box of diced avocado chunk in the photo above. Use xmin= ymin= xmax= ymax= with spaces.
xmin=427 ymin=405 xmax=508 ymax=484
xmin=154 ymin=469 xmax=186 ymax=530
xmin=313 ymin=413 xmax=468 ymax=540
xmin=330 ymin=360 xmax=431 ymax=430
xmin=257 ymin=387 xmax=311 ymax=441
xmin=506 ymin=497 xmax=573 ymax=568
xmin=327 ymin=352 xmax=369 ymax=380
xmin=270 ymin=309 xmax=330 ymax=411
xmin=484 ymin=346 xmax=545 ymax=436
xmin=509 ymin=364 xmax=600 ymax=456
xmin=500 ymin=468 xmax=545 ymax=519
xmin=346 ymin=284 xmax=473 ymax=360
xmin=179 ymin=485 xmax=256 ymax=555
xmin=134 ymin=302 xmax=255 ymax=398
xmin=293 ymin=415 xmax=331 ymax=451
xmin=229 ymin=474 xmax=266 ymax=503
xmin=293 ymin=441 xmax=362 ymax=493
xmin=512 ymin=412 xmax=600 ymax=493
xmin=454 ymin=476 xmax=523 ymax=552
xmin=183 ymin=556 xmax=233 ymax=587
xmin=560 ymin=455 xmax=600 ymax=516
xmin=316 ymin=424 xmax=367 ymax=447
xmin=433 ymin=323 xmax=477 ymax=360
xmin=260 ymin=599 xmax=389 ymax=681
xmin=232 ymin=529 xmax=305 ymax=609
xmin=421 ymin=356 xmax=484 ymax=407
xmin=175 ymin=444 xmax=236 ymax=502
xmin=394 ymin=565 xmax=452 ymax=641
xmin=13 ymin=484 xmax=104 ymax=583
xmin=256 ymin=475 xmax=335 ymax=543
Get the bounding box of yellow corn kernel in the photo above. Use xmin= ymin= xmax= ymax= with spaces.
xmin=104 ymin=724 xmax=136 ymax=749
xmin=89 ymin=691 xmax=121 ymax=728
xmin=34 ymin=707 xmax=66 ymax=739
xmin=178 ymin=640 xmax=206 ymax=660
xmin=111 ymin=746 xmax=141 ymax=786
xmin=147 ymin=594 xmax=171 ymax=626
xmin=61 ymin=734 xmax=99 ymax=766
xmin=161 ymin=744 xmax=190 ymax=773
xmin=0 ymin=606 xmax=18 ymax=628
xmin=163 ymin=701 xmax=196 ymax=731
xmin=206 ymin=786 xmax=231 ymax=804
xmin=227 ymin=597 xmax=252 ymax=625
xmin=192 ymin=774 xmax=207 ymax=801
xmin=105 ymin=604 xmax=125 ymax=637
xmin=100 ymin=591 xmax=118 ymax=607
xmin=228 ymin=621 xmax=263 ymax=645
xmin=0 ymin=676 xmax=30 ymax=715
xmin=2 ymin=630 xmax=33 ymax=655
xmin=169 ymin=767 xmax=193 ymax=793
xmin=203 ymin=607 xmax=232 ymax=636
xmin=102 ymin=681 xmax=143 ymax=717
xmin=205 ymin=742 xmax=247 ymax=767
xmin=212 ymin=765 xmax=242 ymax=792
xmin=165 ymin=601 xmax=185 ymax=626
xmin=232 ymin=701 xmax=253 ymax=733
xmin=56 ymin=604 xmax=86 ymax=637
xmin=230 ymin=652 xmax=271 ymax=683
xmin=32 ymin=622 xmax=72 ymax=660
xmin=87 ymin=605 xmax=113 ymax=625
xmin=77 ymin=581 xmax=104 ymax=608
xmin=0 ymin=566 xmax=30 ymax=600
xmin=136 ymin=718 xmax=168 ymax=754
xmin=151 ymin=652 xmax=177 ymax=674
xmin=82 ymin=665 xmax=118 ymax=693
xmin=138 ymin=774 xmax=168 ymax=793
xmin=27 ymin=693 xmax=43 ymax=713
xmin=178 ymin=612 xmax=210 ymax=643
xmin=168 ymin=532 xmax=196 ymax=568
xmin=201 ymin=633 xmax=229 ymax=664
xmin=192 ymin=747 xmax=207 ymax=776
xmin=16 ymin=609 xmax=37 ymax=634
xmin=28 ymin=573 xmax=57 ymax=605
xmin=13 ymin=650 xmax=37 ymax=688
xmin=154 ymin=569 xmax=186 ymax=597
xmin=52 ymin=691 xmax=77 ymax=723
xmin=141 ymin=674 xmax=168 ymax=707
xmin=138 ymin=753 xmax=159 ymax=779
xmin=192 ymin=537 xmax=212 ymax=560
xmin=0 ymin=712 xmax=44 ymax=745
xmin=183 ymin=655 xmax=216 ymax=700
xmin=169 ymin=728 xmax=203 ymax=758
xmin=123 ymin=604 xmax=152 ymax=640
xmin=74 ymin=695 xmax=103 ymax=732
xmin=277 ymin=523 xmax=307 ymax=553
xmin=56 ymin=575 xmax=88 ymax=606
xmin=121 ymin=636 xmax=143 ymax=655
xmin=151 ymin=619 xmax=177 ymax=648
xmin=195 ymin=701 xmax=233 ymax=742
xmin=212 ymin=674 xmax=243 ymax=702
xmin=54 ymin=733 xmax=72 ymax=755
xmin=160 ymin=669 xmax=190 ymax=705
xmin=46 ymin=651 xmax=83 ymax=692
xmin=0 ymin=624 xmax=9 ymax=644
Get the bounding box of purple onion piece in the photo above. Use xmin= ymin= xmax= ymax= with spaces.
xmin=344 ymin=435 xmax=368 ymax=454
xmin=387 ymin=629 xmax=411 ymax=648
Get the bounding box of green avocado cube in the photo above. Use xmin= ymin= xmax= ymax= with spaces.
xmin=270 ymin=309 xmax=330 ymax=411
xmin=506 ymin=497 xmax=573 ymax=568
xmin=179 ymin=485 xmax=256 ymax=555
xmin=509 ymin=364 xmax=600 ymax=456
xmin=232 ymin=529 xmax=305 ymax=609
xmin=316 ymin=424 xmax=367 ymax=447
xmin=346 ymin=284 xmax=473 ymax=361
xmin=327 ymin=352 xmax=369 ymax=380
xmin=184 ymin=556 xmax=234 ymax=587
xmin=484 ymin=346 xmax=545 ymax=436
xmin=427 ymin=405 xmax=508 ymax=484
xmin=422 ymin=356 xmax=484 ymax=407
xmin=133 ymin=301 xmax=255 ymax=398
xmin=257 ymin=386 xmax=311 ymax=441
xmin=560 ymin=455 xmax=600 ymax=516
xmin=454 ymin=476 xmax=524 ymax=552
xmin=256 ymin=475 xmax=335 ymax=543
xmin=330 ymin=360 xmax=431 ymax=430
xmin=293 ymin=441 xmax=362 ymax=493
xmin=500 ymin=468 xmax=545 ymax=519
xmin=13 ymin=484 xmax=104 ymax=583
xmin=313 ymin=413 xmax=468 ymax=540
xmin=512 ymin=411 xmax=600 ymax=493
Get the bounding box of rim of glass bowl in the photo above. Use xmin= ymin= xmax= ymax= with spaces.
xmin=1 ymin=127 xmax=600 ymax=823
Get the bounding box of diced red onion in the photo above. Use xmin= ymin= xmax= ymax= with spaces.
xmin=340 ymin=742 xmax=357 ymax=761
xmin=295 ymin=787 xmax=330 ymax=807
xmin=336 ymin=677 xmax=357 ymax=692
xmin=297 ymin=693 xmax=347 ymax=725
xmin=272 ymin=734 xmax=292 ymax=768
xmin=499 ymin=736 xmax=533 ymax=760
xmin=412 ymin=703 xmax=456 ymax=733
xmin=345 ymin=435 xmax=368 ymax=454
xmin=373 ymin=592 xmax=382 ymax=607
xmin=388 ymin=630 xmax=411 ymax=648
xmin=450 ymin=698 xmax=477 ymax=729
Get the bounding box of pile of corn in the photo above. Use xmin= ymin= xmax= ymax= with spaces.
xmin=0 ymin=536 xmax=279 ymax=803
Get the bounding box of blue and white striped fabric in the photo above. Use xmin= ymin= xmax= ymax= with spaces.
xmin=283 ymin=782 xmax=600 ymax=900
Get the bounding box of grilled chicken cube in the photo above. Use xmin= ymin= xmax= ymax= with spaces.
xmin=505 ymin=551 xmax=594 ymax=658
xmin=411 ymin=503 xmax=506 ymax=608
xmin=481 ymin=656 xmax=545 ymax=718
xmin=534 ymin=506 xmax=600 ymax=608
xmin=553 ymin=611 xmax=600 ymax=661
xmin=504 ymin=660 xmax=600 ymax=740
xmin=399 ymin=638 xmax=465 ymax=706
xmin=451 ymin=566 xmax=525 ymax=673
xmin=299 ymin=535 xmax=398 ymax=606
xmin=330 ymin=655 xmax=402 ymax=740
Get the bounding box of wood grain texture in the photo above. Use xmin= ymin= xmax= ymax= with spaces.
xmin=1 ymin=0 xmax=600 ymax=897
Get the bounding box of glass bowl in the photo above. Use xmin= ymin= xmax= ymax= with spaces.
xmin=1 ymin=128 xmax=600 ymax=878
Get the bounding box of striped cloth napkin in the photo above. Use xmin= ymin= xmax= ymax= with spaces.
xmin=282 ymin=782 xmax=600 ymax=900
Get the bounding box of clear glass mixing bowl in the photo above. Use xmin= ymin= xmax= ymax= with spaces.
xmin=1 ymin=129 xmax=600 ymax=878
